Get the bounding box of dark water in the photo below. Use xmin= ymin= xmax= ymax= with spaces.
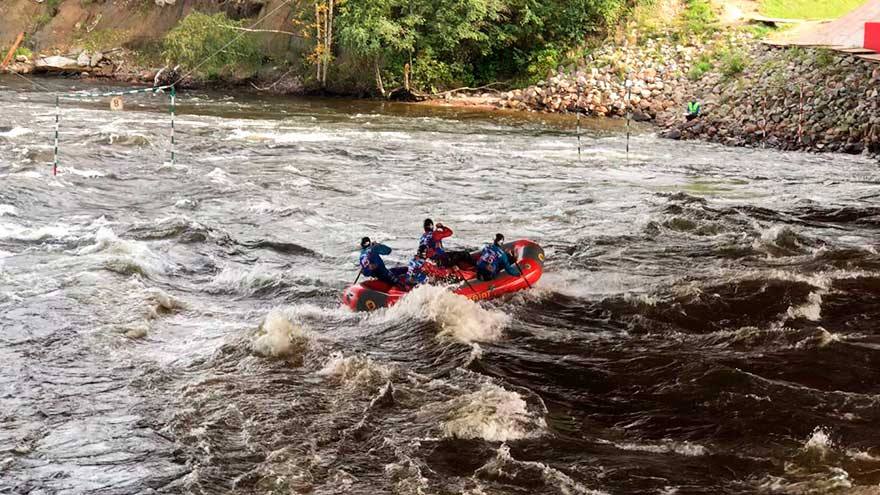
xmin=2 ymin=75 xmax=880 ymax=495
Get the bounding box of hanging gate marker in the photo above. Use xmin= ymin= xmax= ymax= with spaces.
xmin=52 ymin=84 xmax=177 ymax=174
xmin=110 ymin=96 xmax=124 ymax=111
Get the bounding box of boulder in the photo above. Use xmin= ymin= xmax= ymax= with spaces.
xmin=90 ymin=52 xmax=103 ymax=68
xmin=35 ymin=56 xmax=79 ymax=71
xmin=77 ymin=52 xmax=91 ymax=67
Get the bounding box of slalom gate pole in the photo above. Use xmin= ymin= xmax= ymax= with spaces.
xmin=170 ymin=85 xmax=176 ymax=166
xmin=574 ymin=80 xmax=581 ymax=162
xmin=53 ymin=95 xmax=60 ymax=176
xmin=625 ymin=80 xmax=632 ymax=164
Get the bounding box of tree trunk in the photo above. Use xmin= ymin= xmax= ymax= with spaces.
xmin=323 ymin=0 xmax=334 ymax=86
xmin=315 ymin=2 xmax=322 ymax=84
xmin=375 ymin=60 xmax=386 ymax=97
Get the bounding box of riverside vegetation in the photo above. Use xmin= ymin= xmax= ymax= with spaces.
xmin=3 ymin=0 xmax=878 ymax=155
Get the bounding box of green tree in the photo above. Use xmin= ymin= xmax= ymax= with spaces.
xmin=162 ymin=12 xmax=261 ymax=79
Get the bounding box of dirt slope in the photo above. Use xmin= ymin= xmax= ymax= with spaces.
xmin=0 ymin=0 xmax=299 ymax=58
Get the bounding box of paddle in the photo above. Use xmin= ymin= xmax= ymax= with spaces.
xmin=512 ymin=258 xmax=532 ymax=289
xmin=452 ymin=265 xmax=477 ymax=294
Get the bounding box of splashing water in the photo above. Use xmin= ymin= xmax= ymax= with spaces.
xmin=381 ymin=285 xmax=509 ymax=343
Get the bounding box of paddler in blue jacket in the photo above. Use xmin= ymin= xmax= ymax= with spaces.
xmin=359 ymin=237 xmax=404 ymax=287
xmin=405 ymin=244 xmax=449 ymax=287
xmin=476 ymin=233 xmax=520 ymax=281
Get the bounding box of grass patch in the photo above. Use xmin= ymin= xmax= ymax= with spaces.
xmin=719 ymin=48 xmax=747 ymax=78
xmin=759 ymin=0 xmax=866 ymax=20
xmin=814 ymin=49 xmax=836 ymax=68
xmin=680 ymin=0 xmax=719 ymax=37
xmin=14 ymin=47 xmax=33 ymax=59
xmin=77 ymin=29 xmax=130 ymax=51
xmin=688 ymin=55 xmax=713 ymax=80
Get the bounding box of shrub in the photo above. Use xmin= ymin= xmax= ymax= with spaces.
xmin=719 ymin=48 xmax=747 ymax=78
xmin=162 ymin=12 xmax=261 ymax=79
xmin=14 ymin=46 xmax=33 ymax=59
xmin=681 ymin=0 xmax=718 ymax=37
xmin=814 ymin=49 xmax=836 ymax=68
xmin=77 ymin=29 xmax=129 ymax=51
xmin=688 ymin=60 xmax=712 ymax=80
xmin=526 ymin=46 xmax=563 ymax=83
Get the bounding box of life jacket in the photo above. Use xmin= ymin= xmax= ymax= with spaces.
xmin=419 ymin=231 xmax=445 ymax=260
xmin=477 ymin=244 xmax=502 ymax=272
xmin=687 ymin=101 xmax=701 ymax=116
xmin=406 ymin=257 xmax=427 ymax=285
xmin=359 ymin=247 xmax=384 ymax=277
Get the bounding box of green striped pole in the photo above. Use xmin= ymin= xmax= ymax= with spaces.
xmin=53 ymin=95 xmax=59 ymax=176
xmin=170 ymin=85 xmax=176 ymax=166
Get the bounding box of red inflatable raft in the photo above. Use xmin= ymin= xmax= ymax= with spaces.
xmin=342 ymin=239 xmax=544 ymax=312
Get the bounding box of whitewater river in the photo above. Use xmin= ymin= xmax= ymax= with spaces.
xmin=2 ymin=75 xmax=880 ymax=495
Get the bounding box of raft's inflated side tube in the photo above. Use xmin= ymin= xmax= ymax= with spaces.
xmin=342 ymin=280 xmax=394 ymax=312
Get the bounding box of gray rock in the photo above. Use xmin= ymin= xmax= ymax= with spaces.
xmin=77 ymin=52 xmax=91 ymax=67
xmin=35 ymin=56 xmax=78 ymax=70
xmin=90 ymin=52 xmax=103 ymax=67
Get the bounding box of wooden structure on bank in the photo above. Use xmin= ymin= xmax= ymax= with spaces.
xmin=764 ymin=0 xmax=880 ymax=63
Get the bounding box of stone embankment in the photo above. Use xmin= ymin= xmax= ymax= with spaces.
xmin=498 ymin=29 xmax=880 ymax=156
xmin=659 ymin=46 xmax=880 ymax=155
xmin=497 ymin=32 xmax=754 ymax=120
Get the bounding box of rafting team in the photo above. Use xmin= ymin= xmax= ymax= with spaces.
xmin=359 ymin=218 xmax=521 ymax=290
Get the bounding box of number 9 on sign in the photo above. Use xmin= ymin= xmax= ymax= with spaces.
xmin=110 ymin=96 xmax=124 ymax=111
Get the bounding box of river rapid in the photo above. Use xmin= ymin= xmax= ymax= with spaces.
xmin=2 ymin=76 xmax=880 ymax=495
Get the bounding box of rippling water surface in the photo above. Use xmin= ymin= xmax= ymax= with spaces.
xmin=2 ymin=75 xmax=880 ymax=494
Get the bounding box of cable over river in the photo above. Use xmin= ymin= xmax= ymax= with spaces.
xmin=2 ymin=76 xmax=880 ymax=494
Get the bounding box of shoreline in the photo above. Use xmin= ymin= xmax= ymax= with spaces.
xmin=6 ymin=46 xmax=878 ymax=160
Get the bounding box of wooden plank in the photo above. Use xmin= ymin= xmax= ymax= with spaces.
xmin=1 ymin=32 xmax=25 ymax=69
xmin=858 ymin=53 xmax=880 ymax=62
xmin=746 ymin=14 xmax=808 ymax=24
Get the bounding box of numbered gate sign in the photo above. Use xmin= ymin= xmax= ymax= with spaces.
xmin=110 ymin=96 xmax=124 ymax=111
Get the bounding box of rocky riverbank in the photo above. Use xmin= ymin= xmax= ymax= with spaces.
xmin=658 ymin=45 xmax=880 ymax=155
xmin=496 ymin=31 xmax=880 ymax=156
xmin=497 ymin=30 xmax=755 ymax=120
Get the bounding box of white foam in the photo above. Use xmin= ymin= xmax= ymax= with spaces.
xmin=64 ymin=167 xmax=107 ymax=178
xmin=14 ymin=171 xmax=41 ymax=179
xmin=210 ymin=264 xmax=286 ymax=296
xmin=0 ymin=205 xmax=18 ymax=217
xmin=477 ymin=445 xmax=608 ymax=495
xmin=318 ymin=352 xmax=395 ymax=390
xmin=0 ymin=127 xmax=31 ymax=138
xmin=380 ymin=285 xmax=509 ymax=343
xmin=422 ymin=384 xmax=545 ymax=442
xmin=252 ymin=309 xmax=312 ymax=360
xmin=802 ymin=427 xmax=833 ymax=459
xmin=76 ymin=227 xmax=170 ymax=276
xmin=800 ymin=327 xmax=841 ymax=349
xmin=786 ymin=292 xmax=822 ymax=321
xmin=227 ymin=128 xmax=343 ymax=144
xmin=206 ymin=167 xmax=234 ymax=185
xmin=0 ymin=221 xmax=74 ymax=241
xmin=752 ymin=224 xmax=810 ymax=256
xmin=614 ymin=441 xmax=707 ymax=457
